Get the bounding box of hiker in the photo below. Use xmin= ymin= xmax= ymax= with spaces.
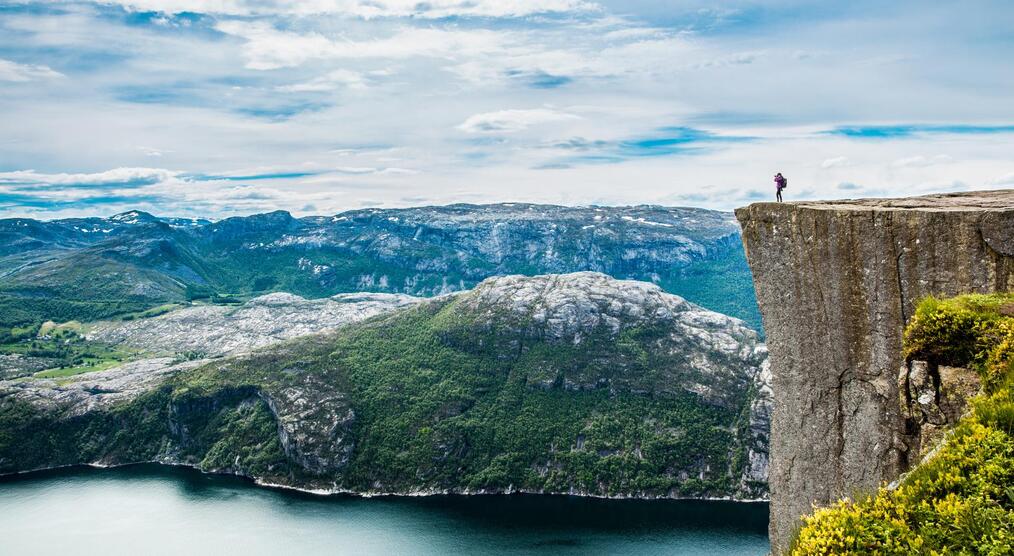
xmin=774 ymin=172 xmax=787 ymax=202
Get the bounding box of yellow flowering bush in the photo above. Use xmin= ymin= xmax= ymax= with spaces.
xmin=793 ymin=293 xmax=1014 ymax=555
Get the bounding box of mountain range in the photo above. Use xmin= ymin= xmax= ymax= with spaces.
xmin=0 ymin=204 xmax=760 ymax=332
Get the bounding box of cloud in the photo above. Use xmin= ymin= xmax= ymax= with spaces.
xmin=0 ymin=167 xmax=178 ymax=187
xmin=137 ymin=146 xmax=170 ymax=157
xmin=890 ymin=154 xmax=953 ymax=168
xmin=4 ymin=1 xmax=1014 ymax=220
xmin=821 ymin=156 xmax=850 ymax=169
xmin=91 ymin=0 xmax=597 ymax=18
xmin=0 ymin=58 xmax=64 ymax=82
xmin=276 ymin=69 xmax=370 ymax=92
xmin=692 ymin=50 xmax=765 ymax=69
xmin=215 ymin=22 xmax=511 ymax=70
xmin=457 ymin=108 xmax=579 ymax=133
xmin=988 ymin=172 xmax=1014 ymax=186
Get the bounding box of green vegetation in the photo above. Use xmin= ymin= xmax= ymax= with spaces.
xmin=0 ymin=293 xmax=153 ymax=330
xmin=0 ymin=293 xmax=764 ymax=499
xmin=0 ymin=387 xmax=289 ymax=481
xmin=663 ymin=244 xmax=761 ymax=334
xmin=0 ymin=327 xmax=135 ymax=379
xmin=118 ymin=303 xmax=184 ymax=321
xmin=792 ymin=293 xmax=1014 ymax=555
xmin=34 ymin=358 xmax=125 ymax=379
xmin=172 ymin=296 xmax=758 ymax=496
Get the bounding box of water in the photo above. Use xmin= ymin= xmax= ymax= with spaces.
xmin=0 ymin=465 xmax=769 ymax=555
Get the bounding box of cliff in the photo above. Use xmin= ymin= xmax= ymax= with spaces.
xmin=735 ymin=190 xmax=1014 ymax=552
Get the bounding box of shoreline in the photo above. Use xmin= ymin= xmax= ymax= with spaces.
xmin=0 ymin=460 xmax=770 ymax=504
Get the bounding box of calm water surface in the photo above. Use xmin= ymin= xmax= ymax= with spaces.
xmin=0 ymin=465 xmax=768 ymax=555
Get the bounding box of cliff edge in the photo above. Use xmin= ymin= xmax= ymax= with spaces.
xmin=735 ymin=190 xmax=1014 ymax=552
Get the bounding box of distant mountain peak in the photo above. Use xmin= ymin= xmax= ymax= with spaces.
xmin=108 ymin=210 xmax=158 ymax=224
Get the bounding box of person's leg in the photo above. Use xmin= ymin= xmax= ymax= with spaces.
xmin=777 ymin=190 xmax=782 ymax=202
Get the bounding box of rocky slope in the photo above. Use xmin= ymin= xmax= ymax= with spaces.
xmin=0 ymin=292 xmax=419 ymax=383
xmin=86 ymin=292 xmax=420 ymax=357
xmin=0 ymin=204 xmax=760 ymax=331
xmin=0 ymin=272 xmax=770 ymax=500
xmin=736 ymin=189 xmax=1014 ymax=552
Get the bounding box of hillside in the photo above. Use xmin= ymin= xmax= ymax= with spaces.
xmin=0 ymin=204 xmax=760 ymax=331
xmin=0 ymin=273 xmax=770 ymax=499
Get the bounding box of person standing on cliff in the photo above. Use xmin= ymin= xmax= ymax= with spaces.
xmin=774 ymin=172 xmax=787 ymax=202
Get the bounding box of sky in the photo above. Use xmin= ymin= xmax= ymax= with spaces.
xmin=0 ymin=0 xmax=1013 ymax=219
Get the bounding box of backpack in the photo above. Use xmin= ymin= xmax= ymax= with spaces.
xmin=782 ymin=178 xmax=787 ymax=189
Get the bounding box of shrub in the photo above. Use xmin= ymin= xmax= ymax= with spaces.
xmin=793 ymin=293 xmax=1014 ymax=555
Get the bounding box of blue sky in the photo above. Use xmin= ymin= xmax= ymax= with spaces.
xmin=0 ymin=0 xmax=1012 ymax=219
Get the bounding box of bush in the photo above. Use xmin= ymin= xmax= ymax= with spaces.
xmin=793 ymin=293 xmax=1014 ymax=555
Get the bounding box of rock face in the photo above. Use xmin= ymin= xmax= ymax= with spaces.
xmin=898 ymin=360 xmax=981 ymax=463
xmin=260 ymin=373 xmax=357 ymax=476
xmin=736 ymin=190 xmax=1014 ymax=553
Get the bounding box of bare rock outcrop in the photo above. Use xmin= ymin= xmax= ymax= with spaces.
xmin=87 ymin=292 xmax=420 ymax=357
xmin=736 ymin=189 xmax=1014 ymax=553
xmin=261 ymin=376 xmax=356 ymax=476
xmin=898 ymin=360 xmax=981 ymax=463
xmin=461 ymin=272 xmax=768 ymax=408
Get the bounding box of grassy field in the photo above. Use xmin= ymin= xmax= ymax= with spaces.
xmin=34 ymin=357 xmax=129 ymax=379
xmin=1 ymin=327 xmax=138 ymax=380
xmin=118 ymin=303 xmax=184 ymax=321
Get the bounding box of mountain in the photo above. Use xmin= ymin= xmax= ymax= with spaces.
xmin=0 ymin=273 xmax=770 ymax=500
xmin=0 ymin=204 xmax=760 ymax=332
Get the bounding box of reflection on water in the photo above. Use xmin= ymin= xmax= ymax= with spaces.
xmin=0 ymin=465 xmax=769 ymax=555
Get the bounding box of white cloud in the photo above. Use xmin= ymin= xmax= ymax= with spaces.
xmin=0 ymin=167 xmax=178 ymax=186
xmin=216 ymin=22 xmax=511 ymax=70
xmin=988 ymin=172 xmax=1014 ymax=186
xmin=820 ymin=156 xmax=850 ymax=169
xmin=692 ymin=50 xmax=766 ymax=69
xmin=92 ymin=0 xmax=596 ymax=18
xmin=457 ymin=108 xmax=579 ymax=133
xmin=137 ymin=146 xmax=171 ymax=157
xmin=0 ymin=58 xmax=64 ymax=82
xmin=3 ymin=1 xmax=1014 ymax=220
xmin=602 ymin=27 xmax=665 ymax=41
xmin=891 ymin=154 xmax=953 ymax=168
xmin=276 ymin=69 xmax=370 ymax=92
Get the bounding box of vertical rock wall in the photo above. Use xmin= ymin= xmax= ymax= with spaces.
xmin=735 ymin=190 xmax=1014 ymax=553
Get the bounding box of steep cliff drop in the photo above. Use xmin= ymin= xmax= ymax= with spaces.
xmin=735 ymin=190 xmax=1014 ymax=553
